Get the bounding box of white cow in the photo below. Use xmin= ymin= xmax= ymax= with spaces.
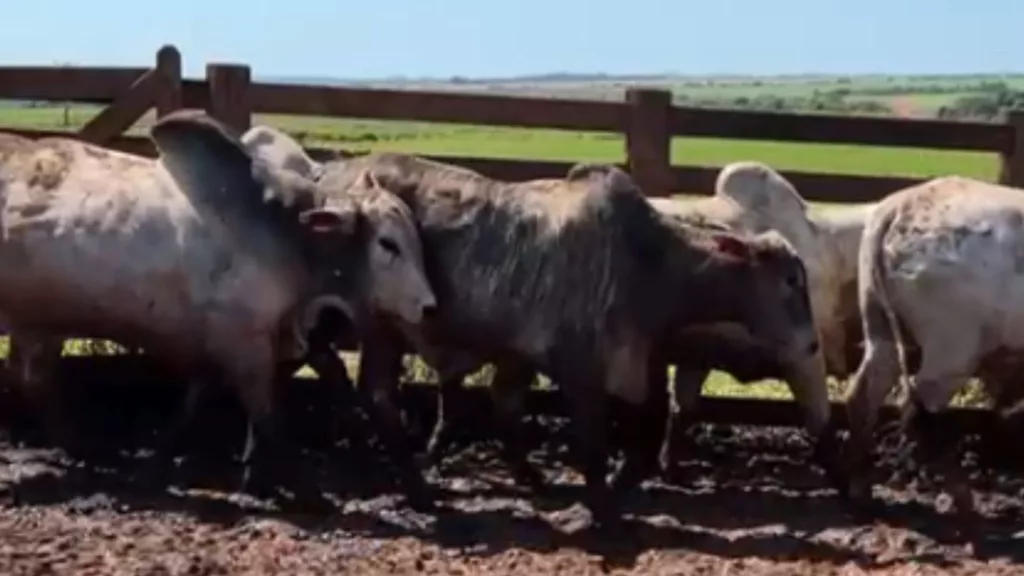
xmin=844 ymin=175 xmax=1024 ymax=521
xmin=0 ymin=111 xmax=436 ymax=503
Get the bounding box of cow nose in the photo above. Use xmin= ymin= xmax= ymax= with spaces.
xmin=421 ymin=302 xmax=438 ymax=320
xmin=806 ymin=340 xmax=820 ymax=355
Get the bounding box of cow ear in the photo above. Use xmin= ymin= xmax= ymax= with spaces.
xmin=715 ymin=161 xmax=807 ymax=218
xmin=711 ymin=234 xmax=751 ymax=260
xmin=356 ymin=168 xmax=382 ymax=189
xmin=299 ymin=207 xmax=358 ymax=236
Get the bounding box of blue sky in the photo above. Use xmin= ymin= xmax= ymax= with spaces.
xmin=3 ymin=0 xmax=1019 ymax=79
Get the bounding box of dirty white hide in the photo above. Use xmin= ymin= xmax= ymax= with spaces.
xmin=845 ymin=175 xmax=1024 ymax=517
xmin=0 ymin=113 xmax=436 ymax=498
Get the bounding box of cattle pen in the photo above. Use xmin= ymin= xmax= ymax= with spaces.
xmin=2 ymin=44 xmax=1024 ymax=576
xmin=0 ymin=44 xmax=1018 ymax=435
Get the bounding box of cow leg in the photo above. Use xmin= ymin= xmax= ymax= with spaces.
xmin=8 ymin=332 xmax=78 ymax=455
xmin=359 ymin=330 xmax=434 ymax=511
xmin=659 ymin=367 xmax=708 ymax=482
xmin=611 ymin=358 xmax=669 ymax=499
xmin=298 ymin=308 xmax=364 ymax=451
xmin=489 ymin=362 xmax=546 ymax=492
xmin=228 ymin=341 xmax=327 ymax=510
xmin=305 ymin=348 xmax=363 ymax=447
xmin=136 ymin=374 xmax=213 ymax=488
xmin=784 ymin=353 xmax=844 ymax=490
xmin=424 ymin=374 xmax=467 ymax=471
xmin=556 ymin=370 xmax=616 ymax=530
xmin=984 ymin=375 xmax=1024 ymax=468
xmin=843 ymin=294 xmax=904 ymax=507
xmin=902 ymin=341 xmax=979 ymax=524
xmin=900 ymin=385 xmax=975 ymax=528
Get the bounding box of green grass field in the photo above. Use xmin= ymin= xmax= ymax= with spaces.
xmin=0 ymin=105 xmax=1002 ymax=187
xmin=0 ymin=100 xmax=997 ymax=405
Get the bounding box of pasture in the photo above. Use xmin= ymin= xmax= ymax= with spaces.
xmin=0 ymin=104 xmax=1002 ymax=184
xmin=352 ymin=72 xmax=1024 ymax=115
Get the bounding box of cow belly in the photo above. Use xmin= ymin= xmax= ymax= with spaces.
xmin=0 ymin=278 xmax=194 ymax=337
xmin=0 ymin=227 xmax=288 ymax=362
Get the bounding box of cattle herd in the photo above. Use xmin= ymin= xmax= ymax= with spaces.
xmin=0 ymin=109 xmax=1020 ymax=536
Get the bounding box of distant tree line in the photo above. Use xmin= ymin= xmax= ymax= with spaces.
xmin=672 ymin=89 xmax=892 ymax=116
xmin=11 ymin=75 xmax=1024 ymax=125
xmin=935 ymin=81 xmax=1024 ymax=121
xmin=673 ymin=79 xmax=1024 ymax=121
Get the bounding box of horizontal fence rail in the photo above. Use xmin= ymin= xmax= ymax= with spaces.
xmin=3 ymin=45 xmax=1023 ymax=202
xmin=0 ymin=67 xmax=151 ymax=103
xmin=668 ymin=106 xmax=1015 ymax=151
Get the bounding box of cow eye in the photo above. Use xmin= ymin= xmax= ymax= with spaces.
xmin=378 ymin=237 xmax=400 ymax=256
xmin=786 ymin=271 xmax=803 ymax=290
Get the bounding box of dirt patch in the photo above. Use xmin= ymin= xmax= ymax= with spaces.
xmin=0 ymin=418 xmax=1020 ymax=575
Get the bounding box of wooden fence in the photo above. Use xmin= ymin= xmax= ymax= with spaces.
xmin=4 ymin=44 xmax=1024 ymax=204
xmin=0 ymin=45 xmax=1018 ymax=435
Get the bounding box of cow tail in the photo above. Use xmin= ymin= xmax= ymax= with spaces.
xmin=860 ymin=206 xmax=910 ymax=385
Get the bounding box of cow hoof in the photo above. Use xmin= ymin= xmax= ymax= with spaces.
xmin=423 ymin=439 xmax=447 ymax=466
xmin=239 ymin=468 xmax=277 ymax=501
xmin=547 ymin=502 xmax=596 ymax=534
xmin=405 ymin=491 xmax=437 ymax=513
xmin=415 ymin=453 xmax=448 ymax=479
xmin=134 ymin=460 xmax=175 ymax=492
xmin=548 ymin=501 xmax=624 ymax=536
xmin=840 ymin=493 xmax=881 ymax=523
xmin=511 ymin=466 xmax=547 ymax=495
xmin=840 ymin=473 xmax=872 ymax=501
xmin=286 ymin=490 xmax=333 ymax=515
xmin=401 ymin=477 xmax=438 ymax=513
xmin=658 ymin=459 xmax=688 ymax=485
xmin=399 ymin=466 xmax=437 ymax=513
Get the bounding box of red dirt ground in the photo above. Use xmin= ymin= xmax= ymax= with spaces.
xmin=0 ymin=416 xmax=1020 ymax=576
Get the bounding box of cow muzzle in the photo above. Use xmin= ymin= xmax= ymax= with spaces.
xmin=806 ymin=339 xmax=820 ymax=356
xmin=400 ymin=292 xmax=438 ymax=325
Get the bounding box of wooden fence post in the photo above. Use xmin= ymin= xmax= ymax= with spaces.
xmin=206 ymin=63 xmax=251 ymax=134
xmin=999 ymin=110 xmax=1024 ymax=188
xmin=154 ymin=45 xmax=182 ymax=118
xmin=625 ymin=88 xmax=673 ymax=197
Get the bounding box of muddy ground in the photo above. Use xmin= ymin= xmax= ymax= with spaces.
xmin=0 ymin=398 xmax=1021 ymax=576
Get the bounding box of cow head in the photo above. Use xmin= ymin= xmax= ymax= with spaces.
xmin=711 ymin=161 xmax=863 ymax=375
xmin=301 ymin=168 xmax=437 ymax=327
xmin=703 ymin=230 xmax=819 ymax=365
xmin=701 ymin=230 xmax=832 ymax=444
xmin=149 ymin=110 xmax=436 ymax=332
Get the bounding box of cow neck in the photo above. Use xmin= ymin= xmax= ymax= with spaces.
xmin=667 ymin=238 xmax=753 ymax=328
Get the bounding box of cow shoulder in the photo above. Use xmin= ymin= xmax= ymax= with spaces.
xmin=570 ymin=164 xmax=669 ymax=266
xmin=648 ymin=197 xmax=733 ymax=233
